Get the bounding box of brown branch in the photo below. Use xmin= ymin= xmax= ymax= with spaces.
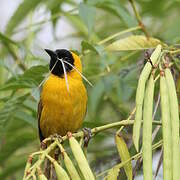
xmin=154 ymin=148 xmax=163 ymax=180
xmin=128 ymin=0 xmax=150 ymax=38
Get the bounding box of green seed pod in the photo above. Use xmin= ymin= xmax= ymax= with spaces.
xmin=142 ymin=74 xmax=154 ymax=180
xmin=46 ymin=154 xmax=70 ymax=180
xmin=59 ymin=144 xmax=80 ymax=180
xmin=38 ymin=173 xmax=48 ymax=180
xmin=69 ymin=136 xmax=95 ymax=180
xmin=160 ymin=73 xmax=172 ymax=180
xmin=37 ymin=168 xmax=48 ymax=180
xmin=53 ymin=161 xmax=70 ymax=180
xmin=165 ymin=68 xmax=180 ymax=180
xmin=115 ymin=134 xmax=132 ymax=180
xmin=133 ymin=44 xmax=162 ymax=151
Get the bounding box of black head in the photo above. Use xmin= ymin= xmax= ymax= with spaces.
xmin=45 ymin=49 xmax=74 ymax=77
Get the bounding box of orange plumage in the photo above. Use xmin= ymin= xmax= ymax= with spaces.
xmin=38 ymin=50 xmax=87 ymax=141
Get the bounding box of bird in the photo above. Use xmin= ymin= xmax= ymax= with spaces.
xmin=38 ymin=49 xmax=88 ymax=142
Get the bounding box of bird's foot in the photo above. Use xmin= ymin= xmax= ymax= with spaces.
xmin=82 ymin=127 xmax=92 ymax=148
xmin=40 ymin=141 xmax=47 ymax=150
xmin=50 ymin=133 xmax=63 ymax=143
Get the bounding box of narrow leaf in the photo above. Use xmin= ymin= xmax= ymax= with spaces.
xmin=0 ymin=32 xmax=17 ymax=45
xmin=106 ymin=167 xmax=120 ymax=180
xmin=0 ymin=157 xmax=26 ymax=179
xmin=90 ymin=80 xmax=104 ymax=114
xmin=95 ymin=1 xmax=136 ymax=27
xmin=106 ymin=35 xmax=165 ymax=51
xmin=0 ymin=65 xmax=48 ymax=91
xmin=79 ymin=3 xmax=96 ymax=34
xmin=46 ymin=0 xmax=63 ymax=29
xmin=115 ymin=134 xmax=132 ymax=180
xmin=5 ymin=0 xmax=43 ymax=35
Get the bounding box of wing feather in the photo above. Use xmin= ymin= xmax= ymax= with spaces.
xmin=38 ymin=100 xmax=44 ymax=142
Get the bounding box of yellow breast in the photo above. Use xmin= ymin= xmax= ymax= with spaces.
xmin=40 ymin=52 xmax=87 ymax=138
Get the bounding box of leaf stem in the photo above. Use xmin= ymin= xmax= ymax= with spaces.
xmin=80 ymin=26 xmax=141 ymax=58
xmin=98 ymin=26 xmax=141 ymax=45
xmin=25 ymin=141 xmax=57 ymax=180
xmin=128 ymin=0 xmax=149 ymax=38
xmin=4 ymin=44 xmax=27 ymax=71
xmin=43 ymin=119 xmax=161 ymax=144
xmin=169 ymin=49 xmax=180 ymax=54
xmin=24 ymin=119 xmax=162 ymax=179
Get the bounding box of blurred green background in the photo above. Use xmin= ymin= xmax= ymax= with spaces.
xmin=0 ymin=0 xmax=179 ymax=179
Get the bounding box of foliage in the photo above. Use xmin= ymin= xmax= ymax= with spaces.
xmin=0 ymin=0 xmax=180 ymax=179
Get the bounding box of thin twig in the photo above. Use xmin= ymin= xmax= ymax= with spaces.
xmin=153 ymin=93 xmax=160 ymax=119
xmin=117 ymin=107 xmax=136 ymax=134
xmin=80 ymin=26 xmax=141 ymax=58
xmin=5 ymin=44 xmax=27 ymax=71
xmin=43 ymin=119 xmax=161 ymax=144
xmin=97 ymin=140 xmax=163 ymax=178
xmin=152 ymin=93 xmax=161 ymax=141
xmin=128 ymin=0 xmax=149 ymax=38
xmin=98 ymin=26 xmax=141 ymax=45
xmin=14 ymin=8 xmax=77 ymax=33
xmin=24 ymin=119 xmax=162 ymax=179
xmin=154 ymin=148 xmax=163 ymax=180
xmin=169 ymin=49 xmax=180 ymax=54
xmin=25 ymin=142 xmax=57 ymax=179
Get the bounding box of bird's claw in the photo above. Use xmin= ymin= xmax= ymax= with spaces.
xmin=82 ymin=127 xmax=92 ymax=148
xmin=50 ymin=133 xmax=63 ymax=143
xmin=40 ymin=141 xmax=47 ymax=150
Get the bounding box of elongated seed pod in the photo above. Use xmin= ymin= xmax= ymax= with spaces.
xmin=37 ymin=168 xmax=48 ymax=180
xmin=133 ymin=44 xmax=162 ymax=151
xmin=160 ymin=73 xmax=172 ymax=180
xmin=69 ymin=136 xmax=95 ymax=180
xmin=53 ymin=161 xmax=70 ymax=180
xmin=46 ymin=154 xmax=70 ymax=180
xmin=38 ymin=173 xmax=48 ymax=180
xmin=59 ymin=144 xmax=81 ymax=180
xmin=115 ymin=134 xmax=132 ymax=180
xmin=142 ymin=74 xmax=154 ymax=180
xmin=165 ymin=68 xmax=180 ymax=180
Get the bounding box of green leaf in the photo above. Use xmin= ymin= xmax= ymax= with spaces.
xmin=0 ymin=94 xmax=29 ymax=128
xmin=46 ymin=0 xmax=63 ymax=29
xmin=31 ymin=88 xmax=40 ymax=101
xmin=0 ymin=32 xmax=17 ymax=45
xmin=106 ymin=35 xmax=165 ymax=51
xmin=79 ymin=3 xmax=96 ymax=34
xmin=117 ymin=68 xmax=138 ymax=102
xmin=162 ymin=18 xmax=180 ymax=42
xmin=5 ymin=0 xmax=43 ymax=35
xmin=95 ymin=1 xmax=136 ymax=27
xmin=115 ymin=134 xmax=132 ymax=180
xmin=0 ymin=131 xmax=36 ymax=164
xmin=89 ymin=79 xmax=105 ymax=114
xmin=81 ymin=41 xmax=98 ymax=53
xmin=65 ymin=14 xmax=88 ymax=36
xmin=0 ymin=65 xmax=48 ymax=91
xmin=81 ymin=40 xmax=104 ymax=55
xmin=0 ymin=157 xmax=26 ymax=179
xmin=106 ymin=167 xmax=120 ymax=180
xmin=15 ymin=110 xmax=36 ymax=128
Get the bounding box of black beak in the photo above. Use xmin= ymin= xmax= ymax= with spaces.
xmin=44 ymin=49 xmax=56 ymax=58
